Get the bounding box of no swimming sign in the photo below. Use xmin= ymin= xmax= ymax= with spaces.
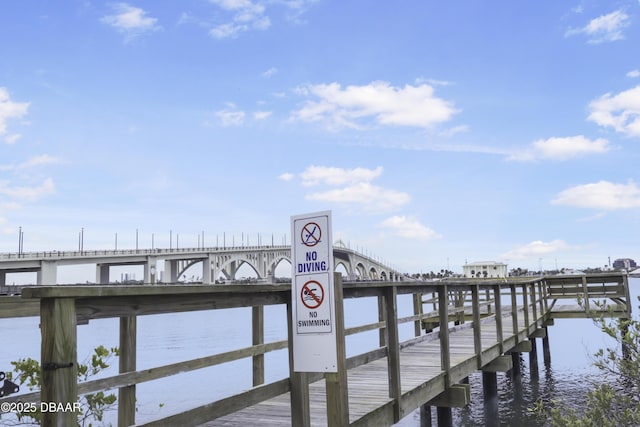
xmin=291 ymin=211 xmax=337 ymax=372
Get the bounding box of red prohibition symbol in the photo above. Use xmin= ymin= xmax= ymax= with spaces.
xmin=301 ymin=222 xmax=321 ymax=247
xmin=301 ymin=280 xmax=324 ymax=309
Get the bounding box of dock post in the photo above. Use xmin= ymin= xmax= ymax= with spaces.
xmin=510 ymin=284 xmax=519 ymax=340
xmin=384 ymin=284 xmax=402 ymax=422
xmin=118 ymin=315 xmax=137 ymax=426
xmin=529 ymin=338 xmax=539 ymax=380
xmin=252 ymin=306 xmax=264 ymax=386
xmin=437 ymin=407 xmax=452 ymax=427
xmin=413 ymin=292 xmax=422 ymax=337
xmin=287 ymin=299 xmax=310 ymax=427
xmin=472 ymin=286 xmax=482 ymax=368
xmin=542 ymin=326 xmax=551 ymax=366
xmin=435 ymin=284 xmax=453 ymax=426
xmin=420 ymin=405 xmax=432 ymax=427
xmin=482 ymin=371 xmax=499 ymax=427
xmin=378 ymin=295 xmax=387 ymax=347
xmin=40 ymin=297 xmax=78 ymax=427
xmin=326 ymin=273 xmax=349 ymax=426
xmin=438 ymin=284 xmax=451 ymax=387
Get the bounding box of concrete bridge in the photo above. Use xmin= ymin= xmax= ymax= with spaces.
xmin=0 ymin=243 xmax=404 ymax=286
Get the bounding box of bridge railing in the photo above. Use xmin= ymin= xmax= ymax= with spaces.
xmin=0 ymin=245 xmax=293 ymax=261
xmin=0 ymin=273 xmax=629 ymax=426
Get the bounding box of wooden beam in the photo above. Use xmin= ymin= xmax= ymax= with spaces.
xmin=428 ymin=384 xmax=470 ymax=408
xmin=509 ymin=340 xmax=532 ymax=353
xmin=481 ymin=355 xmax=512 ymax=372
xmin=530 ymin=328 xmax=547 ymax=339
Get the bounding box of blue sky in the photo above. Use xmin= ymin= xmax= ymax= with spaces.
xmin=1 ymin=1 xmax=639 ymax=274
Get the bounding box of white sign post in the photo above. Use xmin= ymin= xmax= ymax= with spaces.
xmin=291 ymin=210 xmax=337 ymax=372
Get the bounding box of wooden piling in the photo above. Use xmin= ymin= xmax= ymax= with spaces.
xmin=325 ymin=274 xmax=349 ymax=427
xmin=40 ymin=297 xmax=78 ymax=427
xmin=482 ymin=371 xmax=499 ymax=427
xmin=252 ymin=306 xmax=264 ymax=386
xmin=287 ymin=299 xmax=310 ymax=427
xmin=542 ymin=326 xmax=551 ymax=366
xmin=385 ymin=285 xmax=402 ymax=422
xmin=118 ymin=315 xmax=137 ymax=427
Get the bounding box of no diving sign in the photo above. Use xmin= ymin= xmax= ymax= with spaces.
xmin=291 ymin=211 xmax=336 ymax=372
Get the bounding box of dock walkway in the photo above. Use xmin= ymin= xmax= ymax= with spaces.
xmin=0 ymin=273 xmax=631 ymax=427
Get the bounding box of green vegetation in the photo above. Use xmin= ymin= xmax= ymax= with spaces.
xmin=3 ymin=345 xmax=119 ymax=427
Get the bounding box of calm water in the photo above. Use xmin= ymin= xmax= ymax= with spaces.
xmin=1 ymin=278 xmax=636 ymax=426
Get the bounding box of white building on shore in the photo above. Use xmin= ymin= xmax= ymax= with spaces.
xmin=463 ymin=261 xmax=508 ymax=278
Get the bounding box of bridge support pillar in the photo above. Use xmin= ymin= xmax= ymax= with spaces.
xmin=144 ymin=257 xmax=157 ymax=284
xmin=163 ymin=260 xmax=178 ymax=283
xmin=37 ymin=261 xmax=57 ymax=285
xmin=0 ymin=271 xmax=5 ymax=286
xmin=201 ymin=256 xmax=212 ymax=285
xmin=482 ymin=371 xmax=499 ymax=427
xmin=96 ymin=264 xmax=110 ymax=284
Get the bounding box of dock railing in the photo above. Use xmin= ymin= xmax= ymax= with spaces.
xmin=0 ymin=272 xmax=630 ymax=426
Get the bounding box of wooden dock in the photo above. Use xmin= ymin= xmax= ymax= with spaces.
xmin=0 ymin=273 xmax=631 ymax=426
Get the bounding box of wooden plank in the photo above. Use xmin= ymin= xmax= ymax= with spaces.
xmin=0 ymin=296 xmax=39 ymax=318
xmin=136 ymin=379 xmax=291 ymax=427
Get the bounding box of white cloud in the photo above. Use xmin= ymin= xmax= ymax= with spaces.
xmin=209 ymin=0 xmax=270 ymax=38
xmin=508 ymin=135 xmax=611 ymax=161
xmin=502 ymin=240 xmax=571 ymax=259
xmin=627 ymin=69 xmax=640 ymax=78
xmin=278 ymin=172 xmax=294 ymax=181
xmin=300 ymin=165 xmax=383 ymax=186
xmin=379 ymin=216 xmax=440 ymax=241
xmin=214 ymin=108 xmax=245 ymax=126
xmin=0 ymin=154 xmax=61 ymax=171
xmin=0 ymin=87 xmax=29 ymax=137
xmin=253 ymin=110 xmax=272 ymax=120
xmin=551 ymin=180 xmax=640 ymax=210
xmin=4 ymin=134 xmax=21 ymax=145
xmin=290 ymin=81 xmax=458 ymax=130
xmin=101 ymin=3 xmax=161 ymax=41
xmin=261 ymin=67 xmax=278 ymax=78
xmin=0 ymin=177 xmax=55 ymax=202
xmin=438 ymin=125 xmax=468 ymax=138
xmin=565 ymin=10 xmax=630 ymax=43
xmin=306 ymin=182 xmax=410 ymax=212
xmin=289 ymin=165 xmax=410 ymax=213
xmin=588 ymin=85 xmax=640 ymax=137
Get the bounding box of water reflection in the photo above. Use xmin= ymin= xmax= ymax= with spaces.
xmin=450 ymin=351 xmax=597 ymax=427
